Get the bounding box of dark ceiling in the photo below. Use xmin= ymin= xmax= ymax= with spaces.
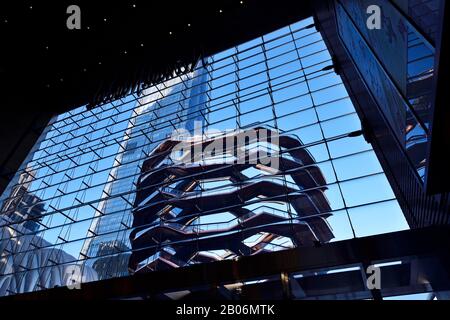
xmin=0 ymin=0 xmax=313 ymax=194
xmin=0 ymin=0 xmax=313 ymax=114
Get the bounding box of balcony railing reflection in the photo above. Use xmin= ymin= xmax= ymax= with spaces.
xmin=128 ymin=126 xmax=334 ymax=273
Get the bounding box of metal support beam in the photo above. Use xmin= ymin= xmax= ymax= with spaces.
xmin=3 ymin=226 xmax=450 ymax=300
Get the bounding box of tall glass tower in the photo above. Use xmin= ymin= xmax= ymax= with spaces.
xmin=81 ymin=65 xmax=209 ymax=279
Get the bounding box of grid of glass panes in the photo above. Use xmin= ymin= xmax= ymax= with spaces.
xmin=0 ymin=17 xmax=408 ymax=296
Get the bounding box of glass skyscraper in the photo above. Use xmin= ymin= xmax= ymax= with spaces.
xmin=81 ymin=66 xmax=209 ymax=279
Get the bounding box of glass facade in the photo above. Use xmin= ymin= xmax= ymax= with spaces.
xmin=0 ymin=17 xmax=408 ymax=297
xmin=335 ymin=0 xmax=441 ymax=181
xmin=81 ymin=66 xmax=209 ymax=280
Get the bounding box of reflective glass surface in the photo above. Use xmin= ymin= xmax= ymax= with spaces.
xmin=336 ymin=0 xmax=438 ymax=181
xmin=0 ymin=17 xmax=408 ymax=296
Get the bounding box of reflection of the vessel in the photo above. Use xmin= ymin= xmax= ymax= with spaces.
xmin=404 ymin=8 xmax=436 ymax=182
xmin=129 ymin=126 xmax=334 ymax=273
